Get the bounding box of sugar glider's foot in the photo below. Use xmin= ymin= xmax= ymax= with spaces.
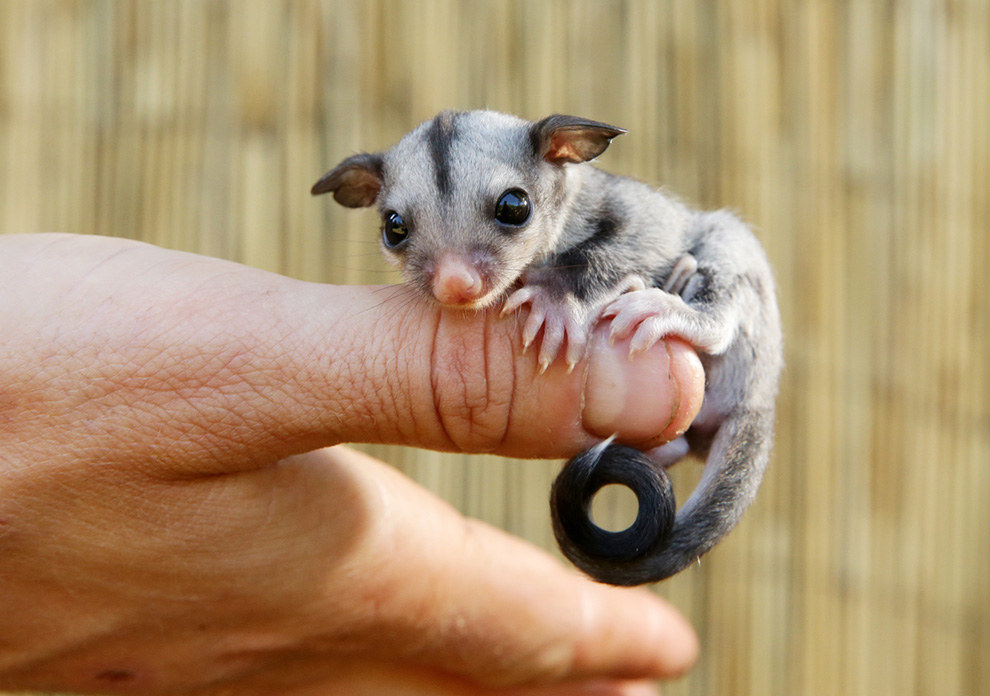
xmin=501 ymin=287 xmax=596 ymax=372
xmin=502 ymin=275 xmax=648 ymax=373
xmin=602 ymin=288 xmax=694 ymax=356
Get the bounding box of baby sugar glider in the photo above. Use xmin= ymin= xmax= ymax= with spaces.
xmin=312 ymin=110 xmax=783 ymax=586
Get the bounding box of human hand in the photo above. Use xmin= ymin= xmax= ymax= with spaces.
xmin=0 ymin=233 xmax=704 ymax=695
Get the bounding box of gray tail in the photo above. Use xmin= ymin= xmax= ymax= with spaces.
xmin=550 ymin=408 xmax=773 ymax=586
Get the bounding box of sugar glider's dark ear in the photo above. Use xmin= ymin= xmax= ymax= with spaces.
xmin=531 ymin=115 xmax=627 ymax=165
xmin=311 ymin=153 xmax=384 ymax=208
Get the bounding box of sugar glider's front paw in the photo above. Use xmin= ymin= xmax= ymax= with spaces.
xmin=501 ymin=286 xmax=600 ymax=373
xmin=602 ymin=288 xmax=693 ymax=356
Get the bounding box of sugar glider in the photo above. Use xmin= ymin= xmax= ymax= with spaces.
xmin=312 ymin=110 xmax=783 ymax=586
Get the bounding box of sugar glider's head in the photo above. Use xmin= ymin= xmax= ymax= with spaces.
xmin=312 ymin=110 xmax=625 ymax=309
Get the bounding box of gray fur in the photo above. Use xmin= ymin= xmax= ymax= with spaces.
xmin=313 ymin=110 xmax=783 ymax=585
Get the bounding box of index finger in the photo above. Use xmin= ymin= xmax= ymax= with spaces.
xmin=295 ymin=446 xmax=699 ymax=687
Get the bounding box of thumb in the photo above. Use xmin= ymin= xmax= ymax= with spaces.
xmin=0 ymin=234 xmax=704 ymax=474
xmin=226 ymin=272 xmax=705 ymax=465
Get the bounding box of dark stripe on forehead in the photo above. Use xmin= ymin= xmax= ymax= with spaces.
xmin=427 ymin=110 xmax=459 ymax=199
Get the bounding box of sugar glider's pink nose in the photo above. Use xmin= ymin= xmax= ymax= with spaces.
xmin=432 ymin=253 xmax=486 ymax=306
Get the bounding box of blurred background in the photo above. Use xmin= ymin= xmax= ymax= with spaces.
xmin=1 ymin=1 xmax=987 ymax=694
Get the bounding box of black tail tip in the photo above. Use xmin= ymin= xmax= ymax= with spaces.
xmin=550 ymin=442 xmax=676 ymax=586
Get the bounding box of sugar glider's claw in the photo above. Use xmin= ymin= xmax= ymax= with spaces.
xmin=563 ymin=316 xmax=589 ymax=370
xmin=564 ymin=341 xmax=583 ymax=372
xmin=521 ymin=306 xmax=547 ymax=352
xmin=603 ymin=288 xmax=675 ymax=350
xmin=501 ymin=287 xmax=535 ymax=317
xmin=538 ymin=315 xmax=567 ymax=371
xmin=629 ymin=317 xmax=671 ymax=356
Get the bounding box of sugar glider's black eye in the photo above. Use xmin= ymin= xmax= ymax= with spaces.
xmin=494 ymin=189 xmax=531 ymax=227
xmin=382 ymin=211 xmax=409 ymax=248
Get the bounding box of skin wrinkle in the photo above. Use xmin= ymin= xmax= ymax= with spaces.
xmin=42 ymin=285 xmax=229 ymax=434
xmin=373 ymin=341 xmax=406 ymax=443
xmin=283 ymin=291 xmax=373 ymax=447
xmin=102 ymin=356 xmax=278 ymax=475
xmin=430 ymin=309 xmax=515 ymax=453
xmin=661 ymin=340 xmax=681 ymax=440
xmin=475 ymin=313 xmax=514 ymax=453
xmin=318 ymin=286 xmax=454 ymax=450
xmin=133 ymin=284 xmax=344 ymax=470
xmin=498 ymin=315 xmax=519 ymax=454
xmin=433 ymin=319 xmax=473 ymax=450
xmin=71 ymin=246 xmax=141 ymax=292
xmin=479 ymin=316 xmax=494 ymax=448
xmin=58 ymin=296 xmax=307 ymax=476
xmin=427 ymin=306 xmax=459 ymax=453
xmin=395 ymin=304 xmax=443 ymax=449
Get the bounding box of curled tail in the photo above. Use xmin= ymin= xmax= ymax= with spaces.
xmin=550 ymin=409 xmax=773 ymax=586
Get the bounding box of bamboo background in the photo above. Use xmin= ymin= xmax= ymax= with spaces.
xmin=1 ymin=1 xmax=987 ymax=695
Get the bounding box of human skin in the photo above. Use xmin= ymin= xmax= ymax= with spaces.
xmin=0 ymin=233 xmax=704 ymax=696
